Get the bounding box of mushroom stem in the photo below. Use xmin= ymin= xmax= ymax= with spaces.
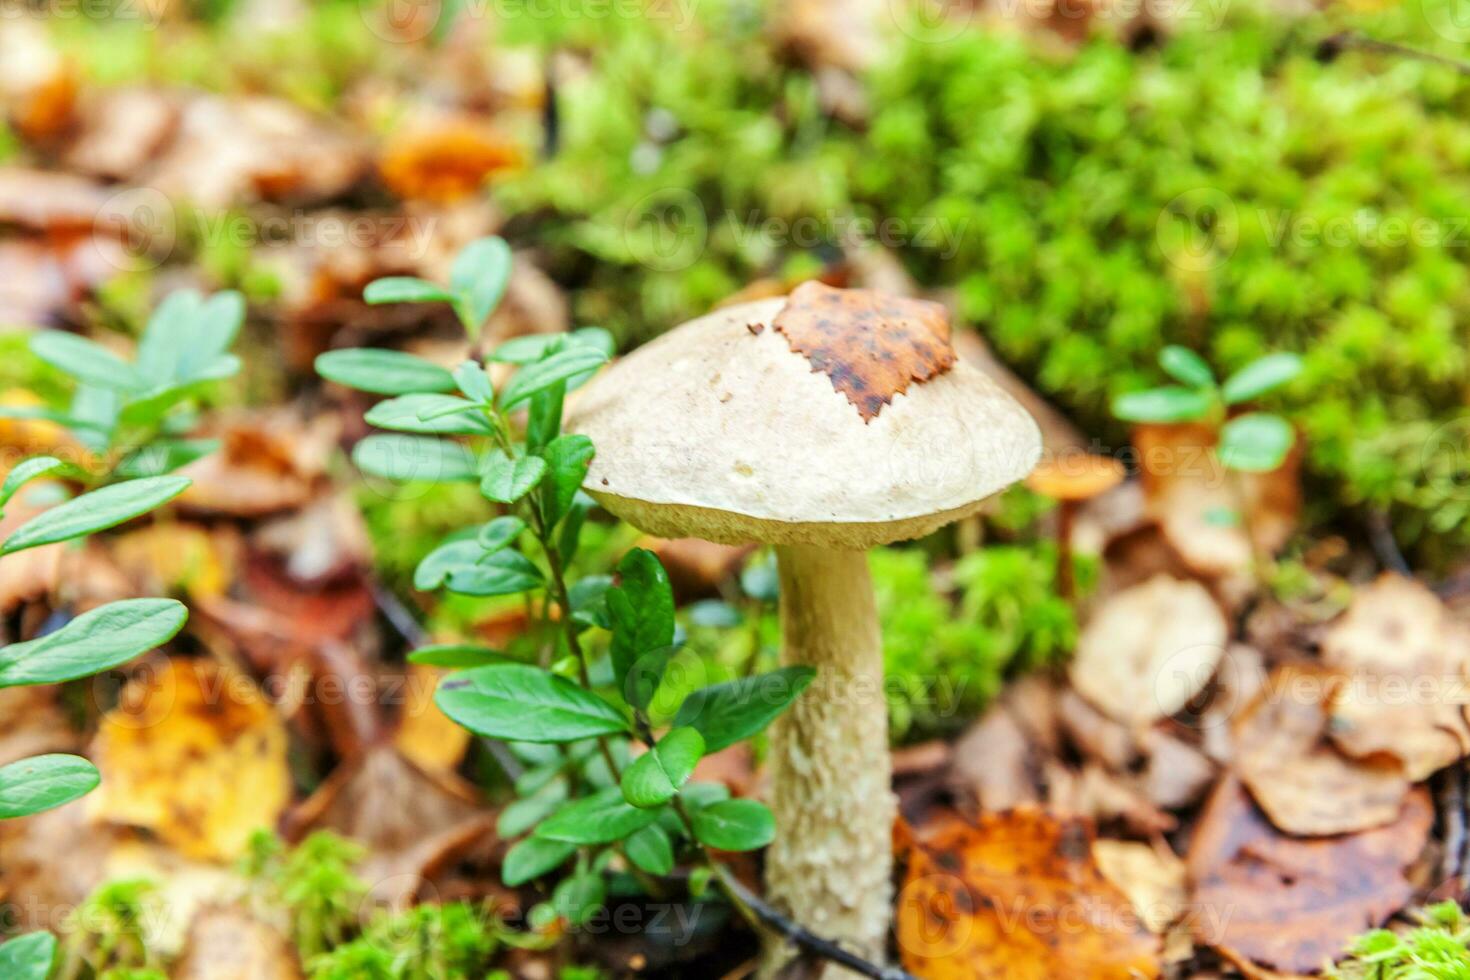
xmin=1056 ymin=499 xmax=1077 ymax=602
xmin=766 ymin=543 xmax=895 ymax=968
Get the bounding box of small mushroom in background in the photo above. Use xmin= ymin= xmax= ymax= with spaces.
xmin=569 ymin=281 xmax=1041 ymax=965
xmin=1025 ymin=452 xmax=1126 ymax=602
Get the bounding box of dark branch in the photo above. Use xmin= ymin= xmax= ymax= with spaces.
xmin=1318 ymin=30 xmax=1470 ymax=76
xmin=717 ymin=873 xmax=919 ymax=980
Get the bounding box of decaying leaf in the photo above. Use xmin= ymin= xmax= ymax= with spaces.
xmin=0 ymin=797 xmax=117 ymax=931
xmin=284 ymin=744 xmax=481 ymax=855
xmin=0 ymin=487 xmax=63 ymax=611
xmin=62 ymin=87 xmax=182 ymax=180
xmin=379 ymin=122 xmax=523 ymax=202
xmin=1322 ymin=573 xmax=1470 ymax=780
xmin=1132 ymin=421 xmax=1299 ymax=585
xmin=949 ymin=702 xmax=1042 ymax=814
xmin=897 ymin=808 xmax=1161 ymax=979
xmin=1092 ymin=840 xmax=1186 ymax=935
xmin=180 ymin=412 xmax=338 ymax=518
xmin=174 ymin=905 xmax=303 ymax=980
xmin=1070 ymin=575 xmax=1227 ymax=726
xmin=89 ymin=658 xmax=290 ymax=861
xmin=0 ymin=19 xmax=75 ymax=143
xmin=770 ymin=280 xmax=956 ymax=422
xmin=103 ymin=839 xmax=252 ymax=958
xmin=1233 ymin=664 xmax=1408 ymax=836
xmin=1187 ymin=776 xmax=1431 ymax=974
xmin=110 ymin=523 xmax=237 ymax=602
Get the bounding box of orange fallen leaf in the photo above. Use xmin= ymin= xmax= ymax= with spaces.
xmin=1233 ymin=664 xmax=1408 ymax=836
xmin=1322 ymin=573 xmax=1470 ymax=780
xmin=90 ymin=658 xmax=290 ymax=861
xmin=379 ymin=123 xmax=524 ymax=203
xmin=1187 ymin=776 xmax=1431 ymax=974
xmin=896 ymin=807 xmax=1161 ymax=979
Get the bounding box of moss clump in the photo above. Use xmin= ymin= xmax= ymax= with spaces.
xmin=1331 ymin=901 xmax=1470 ymax=979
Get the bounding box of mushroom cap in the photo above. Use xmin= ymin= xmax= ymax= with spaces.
xmin=1025 ymin=453 xmax=1126 ymax=502
xmin=569 ymin=288 xmax=1043 ymax=549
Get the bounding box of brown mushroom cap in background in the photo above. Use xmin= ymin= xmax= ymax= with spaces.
xmin=569 ymin=288 xmax=1042 ymax=549
xmin=1026 ymin=453 xmax=1126 ymax=502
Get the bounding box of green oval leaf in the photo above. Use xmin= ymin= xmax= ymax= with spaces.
xmin=608 ymin=549 xmax=675 ymax=696
xmin=444 ymin=550 xmax=544 ymax=597
xmin=690 ymin=798 xmax=775 ymax=852
xmin=499 ymin=347 xmax=610 ymax=409
xmin=450 ymin=237 xmax=513 ymax=334
xmin=407 ymin=643 xmax=506 ymax=668
xmin=1218 ymin=413 xmax=1295 ymax=473
xmin=479 ymin=451 xmax=547 ymax=504
xmin=362 ymin=277 xmax=455 ymax=307
xmin=0 ymin=598 xmax=186 ymax=687
xmin=413 ymin=537 xmax=483 ymax=591
xmin=315 ymin=348 xmax=456 ymax=396
xmin=624 ymin=824 xmax=675 ymax=875
xmin=502 ymin=835 xmax=576 ymax=887
xmin=620 ymin=727 xmax=705 ymax=808
xmin=0 ymin=456 xmax=66 ymax=513
xmin=1221 ymin=353 xmax=1303 ymax=405
xmin=0 ymin=930 xmax=58 ymax=980
xmin=476 ymin=516 xmax=526 ymax=553
xmin=673 ymin=666 xmax=816 ymax=752
xmin=536 ymin=787 xmax=660 ymax=844
xmin=1111 ymin=386 xmax=1212 ymax=424
xmin=31 ymin=332 xmax=144 ymax=392
xmin=1158 ymin=345 xmax=1214 ymax=389
xmin=453 ymin=361 xmax=495 ymax=404
xmin=552 ymin=871 xmax=607 ymax=926
xmin=540 ymin=434 xmax=595 ymax=527
xmin=352 ymin=434 xmax=478 ymax=483
xmin=0 ymin=754 xmax=100 ymax=819
xmin=0 ymin=476 xmax=190 ymax=557
xmin=364 ymin=394 xmax=494 ymax=435
xmin=435 ymin=664 xmax=629 ymax=742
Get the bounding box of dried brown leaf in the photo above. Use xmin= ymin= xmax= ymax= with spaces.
xmin=771 ymin=281 xmax=955 ymax=422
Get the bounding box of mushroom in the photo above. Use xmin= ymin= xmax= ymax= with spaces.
xmin=569 ymin=282 xmax=1041 ymax=960
xmin=1025 ymin=452 xmax=1125 ymax=601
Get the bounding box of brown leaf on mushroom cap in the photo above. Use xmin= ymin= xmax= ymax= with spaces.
xmin=89 ymin=658 xmax=290 ymax=861
xmin=1187 ymin=776 xmax=1431 ymax=974
xmin=1070 ymin=575 xmax=1227 ymax=726
xmin=1322 ymin=574 xmax=1470 ymax=780
xmin=772 ymin=280 xmax=956 ymax=423
xmin=1233 ymin=664 xmax=1408 ymax=836
xmin=896 ymin=807 xmax=1161 ymax=979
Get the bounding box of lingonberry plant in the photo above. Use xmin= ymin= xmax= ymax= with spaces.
xmin=0 ymin=290 xmax=243 ymax=978
xmin=1112 ymin=345 xmax=1303 ymax=472
xmin=320 ymin=237 xmax=812 ymax=930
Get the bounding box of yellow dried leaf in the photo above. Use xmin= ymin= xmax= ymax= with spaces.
xmin=393 ymin=664 xmax=470 ymax=772
xmin=90 ymin=658 xmax=290 ymax=861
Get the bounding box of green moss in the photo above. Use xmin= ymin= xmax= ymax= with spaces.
xmin=309 ymin=902 xmax=502 ymax=980
xmin=1332 ymin=901 xmax=1470 ymax=978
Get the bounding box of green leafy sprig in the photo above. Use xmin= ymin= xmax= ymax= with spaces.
xmin=322 ymin=236 xmax=811 ymax=932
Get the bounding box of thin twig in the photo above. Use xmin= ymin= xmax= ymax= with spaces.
xmin=1319 ymin=30 xmax=1470 ymax=76
xmin=372 ymin=583 xmax=430 ymax=648
xmin=1365 ymin=509 xmax=1411 ymax=577
xmin=717 ymin=872 xmax=919 ymax=980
